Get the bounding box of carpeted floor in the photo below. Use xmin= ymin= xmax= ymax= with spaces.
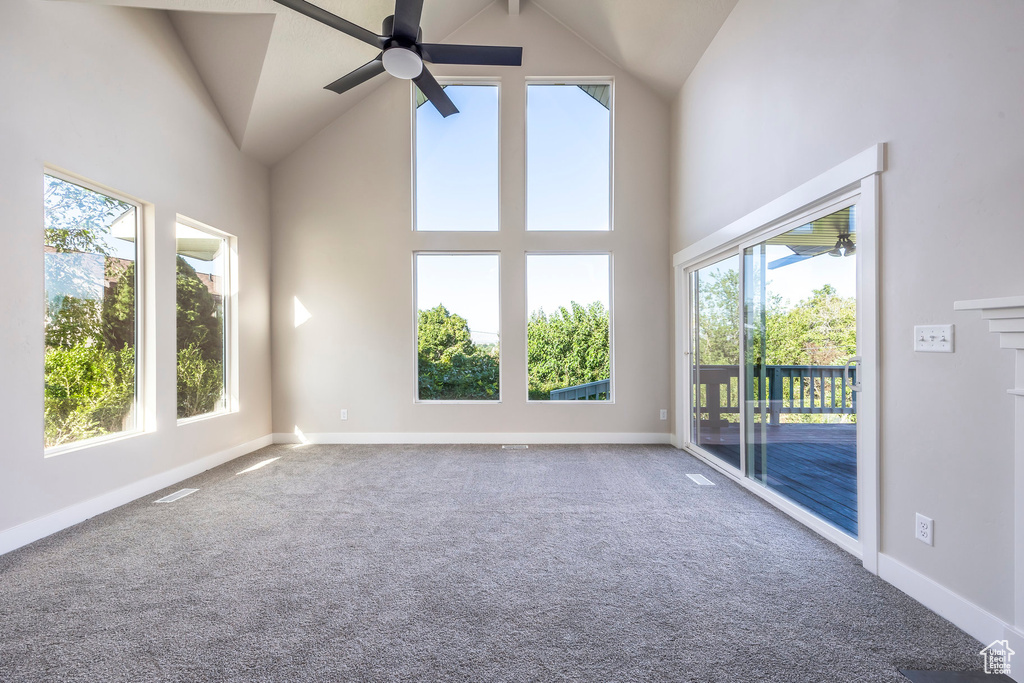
xmin=0 ymin=444 xmax=983 ymax=682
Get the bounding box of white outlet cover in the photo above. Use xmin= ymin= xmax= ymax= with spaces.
xmin=340 ymin=409 xmax=348 ymax=420
xmin=660 ymin=409 xmax=668 ymax=420
xmin=914 ymin=324 xmax=954 ymax=353
xmin=916 ymin=512 xmax=934 ymax=546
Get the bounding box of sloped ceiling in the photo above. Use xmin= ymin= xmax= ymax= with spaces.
xmin=57 ymin=0 xmax=736 ymax=166
xmin=532 ymin=0 xmax=739 ymax=99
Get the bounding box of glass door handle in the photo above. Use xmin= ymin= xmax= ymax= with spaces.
xmin=844 ymin=356 xmax=862 ymax=392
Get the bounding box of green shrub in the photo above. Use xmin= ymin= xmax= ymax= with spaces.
xmin=177 ymin=342 xmax=224 ymax=419
xmin=44 ymin=345 xmax=135 ymax=448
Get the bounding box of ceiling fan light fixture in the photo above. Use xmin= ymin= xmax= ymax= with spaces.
xmin=829 ymin=233 xmax=855 ymax=257
xmin=382 ymin=46 xmax=423 ymax=79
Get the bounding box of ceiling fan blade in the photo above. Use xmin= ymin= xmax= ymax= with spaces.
xmin=413 ymin=67 xmax=458 ymax=117
xmin=324 ymin=57 xmax=386 ymax=94
xmin=420 ymin=43 xmax=523 ymax=66
xmin=273 ymin=0 xmax=385 ymax=49
xmin=392 ymin=0 xmax=424 ymax=43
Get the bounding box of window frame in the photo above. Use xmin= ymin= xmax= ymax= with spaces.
xmin=43 ymin=168 xmax=147 ymax=457
xmin=174 ymin=215 xmax=238 ymax=425
xmin=412 ymin=250 xmax=503 ymax=404
xmin=524 ymin=77 xmax=615 ymax=233
xmin=524 ymin=251 xmax=615 ymax=404
xmin=410 ymin=78 xmax=503 ymax=233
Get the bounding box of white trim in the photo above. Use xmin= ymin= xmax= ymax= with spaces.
xmin=672 ymin=144 xmax=885 ymax=268
xmin=955 ymin=295 xmax=1024 ymax=311
xmin=878 ymin=553 xmax=1011 ymax=648
xmin=0 ymin=434 xmax=273 ymax=557
xmin=273 ymin=432 xmax=670 ymax=445
xmin=856 ymin=173 xmax=881 ymax=574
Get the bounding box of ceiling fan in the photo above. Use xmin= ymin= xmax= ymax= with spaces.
xmin=273 ymin=0 xmax=523 ymax=117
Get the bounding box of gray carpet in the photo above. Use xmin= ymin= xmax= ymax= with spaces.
xmin=0 ymin=444 xmax=984 ymax=682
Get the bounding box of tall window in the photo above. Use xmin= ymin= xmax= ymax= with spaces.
xmin=526 ymin=254 xmax=611 ymax=400
xmin=415 ymin=84 xmax=499 ymax=231
xmin=527 ymin=83 xmax=612 ymax=231
xmin=44 ymin=173 xmax=140 ymax=449
xmin=176 ymin=220 xmax=232 ymax=420
xmin=415 ymin=253 xmax=500 ymax=401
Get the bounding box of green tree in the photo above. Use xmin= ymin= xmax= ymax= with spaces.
xmin=696 ymin=268 xmax=740 ymax=365
xmin=765 ymin=285 xmax=856 ymax=366
xmin=175 ymin=256 xmax=225 ymax=418
xmin=177 ymin=343 xmax=224 ymax=417
xmin=417 ymin=305 xmax=499 ymax=400
xmin=46 ymin=296 xmax=102 ymax=349
xmin=44 ymin=345 xmax=135 ymax=447
xmin=527 ymin=301 xmax=610 ymax=400
xmin=101 ymin=261 xmax=135 ymax=352
xmin=44 ymin=174 xmax=131 ymax=254
xmin=176 ymin=256 xmax=223 ymax=366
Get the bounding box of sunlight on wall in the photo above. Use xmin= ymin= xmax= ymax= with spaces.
xmin=294 ymin=296 xmax=312 ymax=328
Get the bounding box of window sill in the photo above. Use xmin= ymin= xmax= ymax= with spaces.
xmin=44 ymin=428 xmax=146 ymax=459
xmin=177 ymin=409 xmax=235 ymax=427
xmin=414 ymin=400 xmax=502 ymax=405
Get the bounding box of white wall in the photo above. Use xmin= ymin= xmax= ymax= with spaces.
xmin=270 ymin=1 xmax=672 ymax=440
xmin=0 ymin=2 xmax=272 ymax=542
xmin=671 ymin=0 xmax=1024 ymax=622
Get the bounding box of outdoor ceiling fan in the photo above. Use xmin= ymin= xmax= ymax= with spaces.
xmin=273 ymin=0 xmax=523 ymax=117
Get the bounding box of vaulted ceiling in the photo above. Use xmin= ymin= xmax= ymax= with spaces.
xmin=64 ymin=0 xmax=737 ymax=166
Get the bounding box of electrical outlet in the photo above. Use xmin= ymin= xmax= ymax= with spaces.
xmin=915 ymin=513 xmax=934 ymax=546
xmin=340 ymin=409 xmax=348 ymax=421
xmin=914 ymin=324 xmax=954 ymax=353
xmin=660 ymin=409 xmax=668 ymax=420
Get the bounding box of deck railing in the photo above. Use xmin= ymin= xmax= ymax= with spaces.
xmin=695 ymin=364 xmax=857 ymax=429
xmin=550 ymin=379 xmax=610 ymax=401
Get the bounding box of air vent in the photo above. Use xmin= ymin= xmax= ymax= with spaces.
xmin=686 ymin=474 xmax=715 ymax=486
xmin=502 ymin=444 xmax=528 ymax=450
xmin=155 ymin=488 xmax=198 ymax=503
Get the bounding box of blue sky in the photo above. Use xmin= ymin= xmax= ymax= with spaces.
xmin=415 ymin=83 xmax=610 ymax=233
xmin=414 ymin=84 xmax=612 ymax=342
xmin=527 ymin=85 xmax=610 ymax=231
xmin=415 ymin=85 xmax=499 ymax=232
xmin=416 ymin=254 xmax=500 ymax=343
xmin=699 ymin=246 xmax=856 ymax=313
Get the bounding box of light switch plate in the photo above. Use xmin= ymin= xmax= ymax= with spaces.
xmin=914 ymin=324 xmax=954 ymax=353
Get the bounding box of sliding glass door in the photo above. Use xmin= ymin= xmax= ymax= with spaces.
xmin=690 ymin=255 xmax=741 ymax=469
xmin=744 ymin=206 xmax=858 ymax=536
xmin=688 ymin=204 xmax=860 ymax=538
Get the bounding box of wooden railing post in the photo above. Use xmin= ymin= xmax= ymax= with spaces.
xmin=769 ymin=366 xmax=783 ymax=424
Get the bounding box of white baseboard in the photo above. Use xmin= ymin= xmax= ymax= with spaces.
xmin=273 ymin=431 xmax=672 ymax=445
xmin=878 ymin=553 xmax=1011 ymax=651
xmin=0 ymin=434 xmax=273 ymax=557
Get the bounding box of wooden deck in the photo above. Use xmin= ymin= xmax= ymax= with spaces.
xmin=696 ymin=423 xmax=857 ymax=536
